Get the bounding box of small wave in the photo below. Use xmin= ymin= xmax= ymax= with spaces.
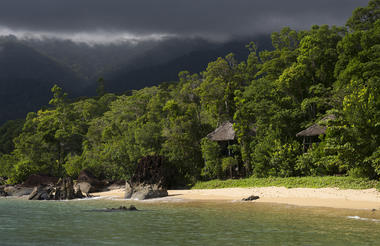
xmin=94 ymin=196 xmax=186 ymax=203
xmin=68 ymin=196 xmax=105 ymax=201
xmin=347 ymin=216 xmax=380 ymax=222
xmin=108 ymin=197 xmax=128 ymax=201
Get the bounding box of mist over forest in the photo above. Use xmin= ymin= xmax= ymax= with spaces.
xmin=0 ymin=34 xmax=272 ymax=124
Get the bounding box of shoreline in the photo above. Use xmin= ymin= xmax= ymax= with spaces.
xmin=91 ymin=187 xmax=380 ymax=210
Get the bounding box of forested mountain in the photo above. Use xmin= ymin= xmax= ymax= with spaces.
xmin=0 ymin=39 xmax=84 ymax=124
xmin=102 ymin=36 xmax=272 ymax=92
xmin=0 ymin=35 xmax=271 ymax=123
xmin=0 ymin=1 xmax=378 ymax=186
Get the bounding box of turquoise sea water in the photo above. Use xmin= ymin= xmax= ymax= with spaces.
xmin=0 ymin=198 xmax=379 ymax=246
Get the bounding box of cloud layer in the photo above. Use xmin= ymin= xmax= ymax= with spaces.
xmin=0 ymin=0 xmax=369 ymax=43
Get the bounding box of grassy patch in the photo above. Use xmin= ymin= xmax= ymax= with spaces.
xmin=192 ymin=176 xmax=379 ymax=190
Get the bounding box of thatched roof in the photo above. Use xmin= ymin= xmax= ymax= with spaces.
xmin=207 ymin=122 xmax=235 ymax=141
xmin=296 ymin=114 xmax=336 ymax=137
xmin=207 ymin=121 xmax=257 ymax=141
xmin=296 ymin=124 xmax=327 ymax=137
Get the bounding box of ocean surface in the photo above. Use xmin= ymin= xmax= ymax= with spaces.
xmin=0 ymin=197 xmax=379 ymax=246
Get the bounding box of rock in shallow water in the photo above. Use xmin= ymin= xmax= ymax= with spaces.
xmin=108 ymin=205 xmax=138 ymax=211
xmin=85 ymin=205 xmax=138 ymax=212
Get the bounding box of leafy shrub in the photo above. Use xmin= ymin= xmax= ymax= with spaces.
xmin=251 ymin=133 xmax=276 ymax=177
xmin=64 ymin=154 xmax=84 ymax=178
xmin=368 ymin=147 xmax=380 ymax=176
xmin=270 ymin=141 xmax=301 ymax=177
xmin=9 ymin=159 xmax=39 ymax=184
xmin=221 ymin=157 xmax=238 ymax=178
xmin=200 ymin=138 xmax=222 ymax=179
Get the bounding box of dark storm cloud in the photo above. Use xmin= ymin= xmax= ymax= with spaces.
xmin=0 ymin=0 xmax=370 ymax=43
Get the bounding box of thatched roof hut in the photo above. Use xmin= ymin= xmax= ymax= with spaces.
xmin=296 ymin=124 xmax=327 ymax=137
xmin=207 ymin=122 xmax=235 ymax=141
xmin=207 ymin=121 xmax=256 ymax=141
xmin=296 ymin=115 xmax=336 ymax=152
xmin=296 ymin=115 xmax=336 ymax=137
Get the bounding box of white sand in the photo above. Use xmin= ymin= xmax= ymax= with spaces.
xmin=91 ymin=187 xmax=380 ymax=210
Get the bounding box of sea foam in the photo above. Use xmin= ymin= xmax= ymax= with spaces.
xmin=347 ymin=216 xmax=380 ymax=222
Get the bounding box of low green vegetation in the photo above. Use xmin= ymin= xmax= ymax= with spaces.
xmin=0 ymin=1 xmax=379 ymax=186
xmin=193 ymin=176 xmax=380 ymax=190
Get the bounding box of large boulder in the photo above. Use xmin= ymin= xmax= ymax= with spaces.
xmin=75 ymin=182 xmax=92 ymax=196
xmin=130 ymin=183 xmax=168 ymax=200
xmin=125 ymin=155 xmax=170 ymax=200
xmin=125 ymin=182 xmax=168 ymax=200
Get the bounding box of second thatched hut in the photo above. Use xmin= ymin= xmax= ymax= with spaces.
xmin=296 ymin=115 xmax=336 ymax=152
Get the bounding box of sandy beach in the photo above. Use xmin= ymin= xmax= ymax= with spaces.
xmin=91 ymin=186 xmax=380 ymax=210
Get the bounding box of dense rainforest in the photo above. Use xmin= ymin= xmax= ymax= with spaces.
xmin=0 ymin=1 xmax=379 ymax=186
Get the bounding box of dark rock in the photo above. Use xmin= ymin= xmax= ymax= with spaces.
xmin=78 ymin=169 xmax=96 ymax=182
xmin=130 ymin=183 xmax=168 ymax=200
xmin=107 ymin=205 xmax=138 ymax=211
xmin=40 ymin=189 xmax=52 ymax=200
xmin=242 ymin=195 xmax=260 ymax=201
xmin=54 ymin=177 xmax=76 ymax=200
xmin=130 ymin=155 xmax=171 ymax=188
xmin=0 ymin=186 xmax=7 ymax=197
xmin=125 ymin=155 xmax=170 ymax=200
xmin=75 ymin=187 xmax=84 ymax=199
xmin=22 ymin=174 xmax=59 ymax=187
xmin=28 ymin=185 xmax=53 ymax=200
xmin=86 ymin=205 xmax=138 ymax=212
xmin=25 ymin=178 xmax=86 ymax=200
xmin=77 ymin=169 xmax=105 ymax=192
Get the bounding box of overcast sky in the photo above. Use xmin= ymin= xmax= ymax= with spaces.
xmin=0 ymin=0 xmax=370 ymax=44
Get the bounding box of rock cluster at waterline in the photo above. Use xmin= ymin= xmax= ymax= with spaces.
xmin=28 ymin=177 xmax=86 ymax=200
